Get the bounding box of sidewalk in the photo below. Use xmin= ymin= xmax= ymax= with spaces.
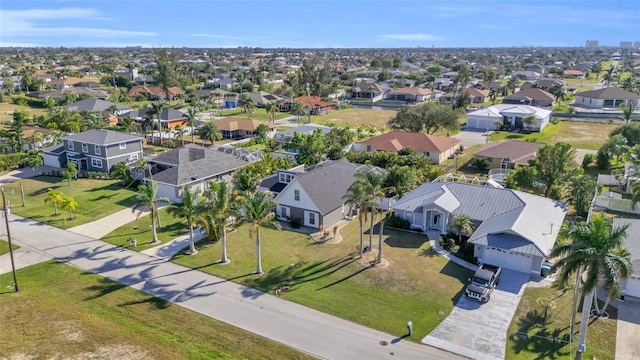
xmin=3 ymin=214 xmax=465 ymax=360
xmin=0 ymin=237 xmax=53 ymax=275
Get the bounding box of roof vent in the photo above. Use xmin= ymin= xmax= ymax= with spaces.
xmin=191 ymin=176 xmax=197 ymax=181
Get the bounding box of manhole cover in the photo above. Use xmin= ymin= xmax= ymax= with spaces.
xmin=379 ymin=341 xmax=388 ymax=346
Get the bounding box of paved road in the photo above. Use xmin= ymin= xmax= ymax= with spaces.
xmin=423 ymin=270 xmax=529 ymax=360
xmin=2 ymin=214 xmax=465 ymax=360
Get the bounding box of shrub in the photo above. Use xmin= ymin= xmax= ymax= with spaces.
xmin=444 ymin=238 xmax=456 ymax=250
xmin=596 ymin=148 xmax=610 ymax=170
xmin=0 ymin=153 xmax=24 ymax=171
xmin=386 ymin=215 xmax=411 ymax=230
xmin=582 ymin=153 xmax=594 ymax=168
xmin=551 ymin=117 xmax=561 ymax=125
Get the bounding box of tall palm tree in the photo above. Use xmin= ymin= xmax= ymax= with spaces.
xmin=197 ymin=121 xmax=222 ymax=146
xmin=265 ymin=102 xmax=279 ymax=124
xmin=232 ymin=168 xmax=259 ymax=195
xmin=198 ymin=180 xmax=235 ymax=263
xmin=290 ymin=101 xmax=303 ymax=124
xmin=450 ymin=213 xmax=473 ymax=244
xmin=61 ymin=196 xmax=79 ymax=220
xmin=186 ymin=107 xmax=198 ymax=144
xmin=168 ymin=186 xmax=200 ymax=255
xmin=151 ymin=101 xmax=165 ymax=146
xmin=120 ymin=116 xmax=138 ymax=134
xmin=354 ymin=169 xmax=389 ymax=253
xmin=601 ymin=65 xmax=615 ymax=88
xmin=44 ymin=188 xmax=64 ymax=216
xmin=235 ymin=71 xmax=246 ymax=94
xmin=632 ymin=181 xmax=640 ymax=209
xmin=131 ymin=182 xmax=169 ymax=244
xmin=238 ymin=190 xmax=280 ymax=274
xmin=343 ymin=181 xmax=368 ymax=259
xmin=551 ymin=216 xmax=632 ymax=359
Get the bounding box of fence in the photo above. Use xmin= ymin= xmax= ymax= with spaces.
xmin=594 ymin=196 xmax=640 ymax=215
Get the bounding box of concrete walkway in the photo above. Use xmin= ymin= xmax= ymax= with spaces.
xmin=616 ymin=296 xmax=640 ymax=360
xmin=0 ymin=236 xmax=53 ymax=275
xmin=140 ymin=228 xmax=207 ymax=260
xmin=2 ymin=214 xmax=465 ymax=360
xmin=67 ymin=207 xmax=152 ymax=239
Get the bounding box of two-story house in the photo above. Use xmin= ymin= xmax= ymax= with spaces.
xmin=62 ymin=130 xmax=144 ymax=173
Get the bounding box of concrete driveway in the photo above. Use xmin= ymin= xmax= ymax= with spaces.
xmin=422 ymin=270 xmax=530 ymax=360
xmin=454 ymin=129 xmax=489 ymax=147
xmin=616 ymin=296 xmax=640 ymax=360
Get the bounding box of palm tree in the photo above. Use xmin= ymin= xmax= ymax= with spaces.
xmin=620 ymin=77 xmax=638 ymax=93
xmin=44 ymin=188 xmax=64 ymax=216
xmin=61 ymin=196 xmax=79 ymax=220
xmin=131 ymin=182 xmax=169 ymax=244
xmin=168 ymin=186 xmax=200 ymax=255
xmin=235 ymin=71 xmax=246 ymax=94
xmin=522 ymin=115 xmax=537 ymax=131
xmin=343 ymin=181 xmax=368 ymax=259
xmin=632 ymin=181 xmax=640 ymax=209
xmin=186 ymin=107 xmax=198 ymax=144
xmin=120 ymin=116 xmax=138 ymax=134
xmin=174 ymin=124 xmax=188 ymax=146
xmin=151 ymin=101 xmax=165 ymax=146
xmin=601 ymin=65 xmax=615 ymax=87
xmin=551 ymin=216 xmax=632 ymax=359
xmin=265 ymin=102 xmax=279 ymax=124
xmin=290 ymin=101 xmax=303 ymax=124
xmin=232 ymin=168 xmax=259 ymax=194
xmin=354 ymin=169 xmax=389 ymax=253
xmin=450 ymin=213 xmax=473 ymax=245
xmin=197 ymin=121 xmax=222 ymax=146
xmin=619 ymin=103 xmax=635 ymax=124
xmin=591 ymin=62 xmax=602 ymax=80
xmin=111 ymin=162 xmax=132 ymax=186
xmin=238 ymin=190 xmax=280 ymax=274
xmin=198 ymin=180 xmax=235 ymax=263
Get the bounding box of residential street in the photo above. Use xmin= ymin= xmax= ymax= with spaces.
xmin=1 ymin=214 xmax=465 ymax=360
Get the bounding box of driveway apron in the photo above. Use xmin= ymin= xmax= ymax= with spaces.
xmin=422 ymin=270 xmax=529 ymax=360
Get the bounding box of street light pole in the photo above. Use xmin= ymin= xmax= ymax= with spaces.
xmin=1 ymin=187 xmax=19 ymax=292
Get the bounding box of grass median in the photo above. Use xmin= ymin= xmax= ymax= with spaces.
xmin=0 ymin=261 xmax=312 ymax=360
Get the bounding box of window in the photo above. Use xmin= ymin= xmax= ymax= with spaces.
xmin=81 ymin=143 xmax=88 ymax=153
xmin=67 ymin=141 xmax=74 ymax=150
xmin=294 ymin=189 xmax=300 ymax=201
xmin=119 ymin=142 xmax=126 ymax=149
xmin=94 ymin=145 xmax=101 ymax=155
xmin=487 ymin=157 xmax=493 ymax=163
xmin=425 ymin=151 xmax=430 ymax=157
xmin=129 ymin=154 xmax=139 ymax=161
xmin=309 ymin=213 xmax=315 ymax=225
xmin=91 ymin=158 xmax=102 ymax=168
xmin=279 ymin=173 xmax=293 ymax=183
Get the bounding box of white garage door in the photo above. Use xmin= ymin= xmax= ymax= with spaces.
xmin=624 ymin=276 xmax=640 ymax=298
xmin=43 ymin=154 xmax=60 ymax=168
xmin=482 ymin=248 xmax=533 ymax=274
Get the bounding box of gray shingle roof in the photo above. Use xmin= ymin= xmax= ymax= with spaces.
xmin=64 ymin=98 xmax=131 ymax=112
xmin=577 ymin=87 xmax=640 ymax=100
xmin=150 ymin=144 xmax=250 ymax=186
xmin=63 ymin=129 xmax=142 ymax=145
xmin=393 ymin=182 xmax=567 ymax=256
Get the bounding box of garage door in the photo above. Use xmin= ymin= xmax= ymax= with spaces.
xmin=624 ymin=276 xmax=640 ymax=298
xmin=482 ymin=247 xmax=533 ymax=274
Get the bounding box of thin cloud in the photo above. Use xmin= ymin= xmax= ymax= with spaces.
xmin=0 ymin=7 xmax=156 ymax=42
xmin=192 ymin=34 xmax=246 ymax=40
xmin=382 ymin=33 xmax=443 ymax=41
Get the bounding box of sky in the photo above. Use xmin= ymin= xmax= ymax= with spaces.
xmin=0 ymin=0 xmax=639 ymax=48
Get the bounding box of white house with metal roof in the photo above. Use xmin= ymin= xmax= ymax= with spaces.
xmin=466 ymin=104 xmax=552 ymax=132
xmin=392 ymin=182 xmax=567 ymax=274
xmin=613 ymin=218 xmax=640 ymax=299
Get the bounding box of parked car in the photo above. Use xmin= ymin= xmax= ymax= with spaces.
xmin=465 ymin=263 xmax=501 ymax=303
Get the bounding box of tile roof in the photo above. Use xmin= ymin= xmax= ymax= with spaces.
xmin=215 ymin=117 xmax=276 ymax=131
xmin=63 ymin=129 xmax=142 ymax=145
xmin=358 ymin=131 xmax=460 ymax=153
xmin=473 ymin=141 xmax=545 ymax=166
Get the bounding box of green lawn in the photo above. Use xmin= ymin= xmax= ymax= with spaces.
xmin=100 ymin=207 xmax=187 ymax=251
xmin=506 ymin=286 xmax=616 ymax=360
xmin=488 ymin=121 xmax=620 ymax=150
xmin=4 ymin=176 xmax=138 ymax=229
xmin=0 ymin=261 xmax=312 ymax=360
xmin=172 ymin=220 xmax=474 ymax=340
xmin=0 ymin=238 xmax=20 ymax=255
xmin=219 ymin=108 xmax=289 ymax=121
